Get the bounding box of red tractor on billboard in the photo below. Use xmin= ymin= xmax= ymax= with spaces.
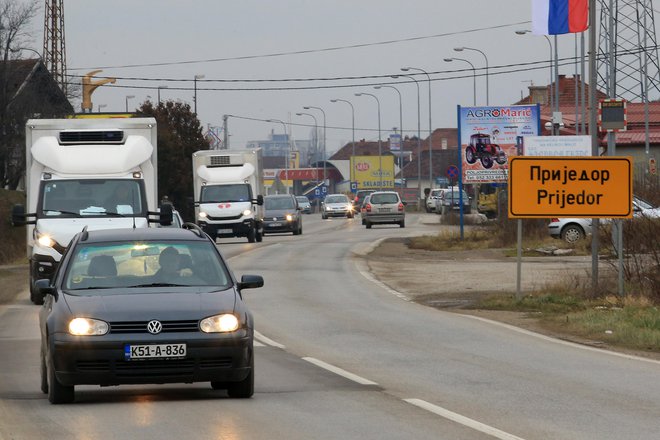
xmin=466 ymin=133 xmax=507 ymax=169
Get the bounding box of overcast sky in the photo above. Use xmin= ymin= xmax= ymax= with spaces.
xmin=20 ymin=1 xmax=635 ymax=155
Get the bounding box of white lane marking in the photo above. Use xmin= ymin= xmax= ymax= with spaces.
xmin=404 ymin=398 xmax=527 ymax=440
xmin=460 ymin=314 xmax=660 ymax=366
xmin=302 ymin=357 xmax=378 ymax=386
xmin=254 ymin=330 xmax=285 ymax=349
xmin=357 ymin=264 xmax=411 ymax=302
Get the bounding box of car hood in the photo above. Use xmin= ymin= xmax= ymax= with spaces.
xmin=62 ymin=288 xmax=238 ymax=320
xmin=325 ymin=202 xmax=349 ymax=208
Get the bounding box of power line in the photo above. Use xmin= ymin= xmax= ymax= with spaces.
xmin=68 ymin=20 xmax=531 ymax=71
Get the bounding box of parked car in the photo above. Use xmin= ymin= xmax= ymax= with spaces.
xmin=37 ymin=224 xmax=263 ymax=404
xmin=321 ymin=193 xmax=354 ymax=219
xmin=548 ymin=196 xmax=660 ymax=243
xmin=296 ymin=195 xmax=312 ymax=214
xmin=262 ymin=194 xmax=302 ymax=235
xmin=362 ymin=191 xmax=406 ymax=229
xmin=436 ymin=188 xmax=471 ymax=214
xmin=352 ymin=189 xmax=375 ymax=210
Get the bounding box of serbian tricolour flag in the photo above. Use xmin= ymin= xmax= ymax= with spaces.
xmin=532 ymin=0 xmax=589 ymax=35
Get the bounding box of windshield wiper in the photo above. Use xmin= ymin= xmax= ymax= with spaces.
xmin=102 ymin=211 xmax=126 ymax=217
xmin=43 ymin=209 xmax=83 ymax=217
xmin=129 ymin=282 xmax=189 ymax=287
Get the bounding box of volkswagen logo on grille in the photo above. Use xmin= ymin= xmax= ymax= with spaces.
xmin=147 ymin=320 xmax=162 ymax=334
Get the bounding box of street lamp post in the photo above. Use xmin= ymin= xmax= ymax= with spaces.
xmin=295 ymin=112 xmax=319 ymax=183
xmin=515 ymin=30 xmax=555 ymax=120
xmin=392 ymin=74 xmax=421 ymax=201
xmin=444 ymin=58 xmax=476 ymax=106
xmin=157 ymin=85 xmax=169 ymax=104
xmin=266 ymin=119 xmax=290 ymax=194
xmin=354 ymin=92 xmax=383 ymax=189
xmin=330 ymin=98 xmax=356 ymax=182
xmin=193 ymin=74 xmax=205 ymax=114
xmin=125 ymin=95 xmax=135 ymax=112
xmin=402 ymin=66 xmax=433 ymax=191
xmin=303 ymin=106 xmax=327 ymax=187
xmin=453 ymin=47 xmax=489 ymax=106
xmin=374 ymin=85 xmax=404 ymax=183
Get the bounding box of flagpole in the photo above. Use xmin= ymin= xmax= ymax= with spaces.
xmin=588 ymin=0 xmax=599 ymax=292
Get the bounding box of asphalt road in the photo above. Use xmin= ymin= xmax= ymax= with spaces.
xmin=1 ymin=213 xmax=659 ymax=439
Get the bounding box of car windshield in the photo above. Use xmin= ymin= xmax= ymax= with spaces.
xmin=444 ymin=191 xmax=468 ymax=200
xmin=265 ymin=197 xmax=295 ymax=210
xmin=325 ymin=195 xmax=348 ymax=204
xmin=370 ymin=193 xmax=399 ymax=204
xmin=40 ymin=179 xmax=145 ymax=217
xmin=63 ymin=240 xmax=231 ymax=291
xmin=200 ymin=184 xmax=252 ymax=203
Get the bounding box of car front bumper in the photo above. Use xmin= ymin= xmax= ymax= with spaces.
xmin=50 ymin=330 xmax=253 ymax=386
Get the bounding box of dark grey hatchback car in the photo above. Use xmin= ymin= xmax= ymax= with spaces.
xmin=38 ymin=224 xmax=263 ymax=404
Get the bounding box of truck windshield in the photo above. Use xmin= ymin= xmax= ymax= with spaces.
xmin=40 ymin=179 xmax=145 ymax=217
xmin=200 ymin=184 xmax=252 ymax=203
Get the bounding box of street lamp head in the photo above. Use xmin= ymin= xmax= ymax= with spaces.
xmin=194 ymin=74 xmax=205 ymax=80
xmin=373 ymin=86 xmax=382 ymax=89
xmin=303 ymin=106 xmax=311 ymax=110
xmin=330 ymin=99 xmax=337 ymax=102
xmin=295 ymin=113 xmax=303 ymax=116
xmin=453 ymin=47 xmax=464 ymax=52
xmin=443 ymin=58 xmax=454 ymax=62
xmin=126 ymin=95 xmax=135 ymax=99
xmin=354 ymin=93 xmax=362 ymax=96
xmin=515 ymin=30 xmax=531 ymax=35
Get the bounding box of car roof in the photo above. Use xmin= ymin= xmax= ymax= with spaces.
xmin=76 ymin=227 xmax=209 ymax=244
xmin=265 ymin=194 xmax=294 ymax=198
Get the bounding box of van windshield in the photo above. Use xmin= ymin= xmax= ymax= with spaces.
xmin=201 ymin=184 xmax=252 ymax=203
xmin=40 ymin=179 xmax=145 ymax=217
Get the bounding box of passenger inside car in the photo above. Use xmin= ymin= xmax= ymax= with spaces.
xmin=154 ymin=246 xmax=181 ymax=281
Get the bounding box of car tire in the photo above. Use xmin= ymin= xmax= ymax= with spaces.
xmin=293 ymin=222 xmax=300 ymax=235
xmin=365 ymin=221 xmax=372 ymax=229
xmin=256 ymin=230 xmax=263 ymax=242
xmin=399 ymin=219 xmax=405 ymax=228
xmin=47 ymin=352 xmax=74 ymax=404
xmin=247 ymin=228 xmax=256 ymax=243
xmin=226 ymin=352 xmax=254 ymax=398
xmin=561 ymin=224 xmax=585 ymax=244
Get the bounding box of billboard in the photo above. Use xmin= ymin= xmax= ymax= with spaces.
xmin=523 ymin=135 xmax=591 ymax=157
xmin=351 ymin=155 xmax=395 ymax=189
xmin=458 ymin=105 xmax=540 ymax=183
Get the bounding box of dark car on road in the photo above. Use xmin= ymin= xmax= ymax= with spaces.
xmin=262 ymin=194 xmax=303 ymax=235
xmin=38 ymin=224 xmax=263 ymax=404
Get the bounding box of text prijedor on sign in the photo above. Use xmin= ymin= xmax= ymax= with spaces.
xmin=508 ymin=157 xmax=633 ymax=218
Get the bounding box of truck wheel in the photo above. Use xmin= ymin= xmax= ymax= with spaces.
xmin=247 ymin=228 xmax=256 ymax=243
xmin=256 ymin=230 xmax=263 ymax=242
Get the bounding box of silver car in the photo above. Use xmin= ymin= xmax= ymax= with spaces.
xmin=362 ymin=191 xmax=405 ymax=229
xmin=548 ymin=196 xmax=660 ymax=243
xmin=321 ymin=194 xmax=354 ymax=219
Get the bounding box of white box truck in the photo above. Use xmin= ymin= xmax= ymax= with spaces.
xmin=12 ymin=117 xmax=171 ymax=304
xmin=192 ymin=149 xmax=264 ymax=243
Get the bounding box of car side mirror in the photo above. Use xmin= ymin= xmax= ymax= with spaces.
xmin=35 ymin=278 xmax=57 ymax=300
xmin=11 ymin=204 xmax=26 ymax=227
xmin=256 ymin=195 xmax=264 ymax=206
xmin=238 ymin=274 xmax=264 ymax=290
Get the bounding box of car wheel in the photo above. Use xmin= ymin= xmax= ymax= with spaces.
xmin=399 ymin=219 xmax=405 ymax=228
xmin=256 ymin=230 xmax=263 ymax=242
xmin=47 ymin=352 xmax=74 ymax=404
xmin=366 ymin=221 xmax=372 ymax=229
xmin=292 ymin=222 xmax=300 ymax=235
xmin=226 ymin=352 xmax=254 ymax=398
xmin=561 ymin=225 xmax=585 ymax=244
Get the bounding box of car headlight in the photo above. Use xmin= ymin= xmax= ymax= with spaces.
xmin=68 ymin=318 xmax=109 ymax=336
xmin=200 ymin=314 xmax=240 ymax=333
xmin=198 ymin=211 xmax=208 ymax=219
xmin=286 ymin=214 xmax=294 ymax=221
xmin=242 ymin=209 xmax=252 ymax=216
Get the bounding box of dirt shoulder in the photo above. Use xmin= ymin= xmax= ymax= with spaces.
xmin=361 ymin=237 xmax=660 ymax=362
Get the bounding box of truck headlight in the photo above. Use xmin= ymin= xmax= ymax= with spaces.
xmin=198 ymin=211 xmax=208 ymax=219
xmin=242 ymin=209 xmax=252 ymax=216
xmin=36 ymin=232 xmax=55 ymax=248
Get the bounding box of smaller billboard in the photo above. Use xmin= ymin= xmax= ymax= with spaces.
xmin=351 ymin=155 xmax=395 ymax=189
xmin=523 ymin=135 xmax=591 ymax=157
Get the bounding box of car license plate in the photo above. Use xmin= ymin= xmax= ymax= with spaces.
xmin=378 ymin=208 xmax=391 ymax=213
xmin=125 ymin=343 xmax=186 ymax=360
xmin=269 ymin=222 xmax=282 ymax=227
xmin=217 ymin=229 xmax=233 ymax=234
